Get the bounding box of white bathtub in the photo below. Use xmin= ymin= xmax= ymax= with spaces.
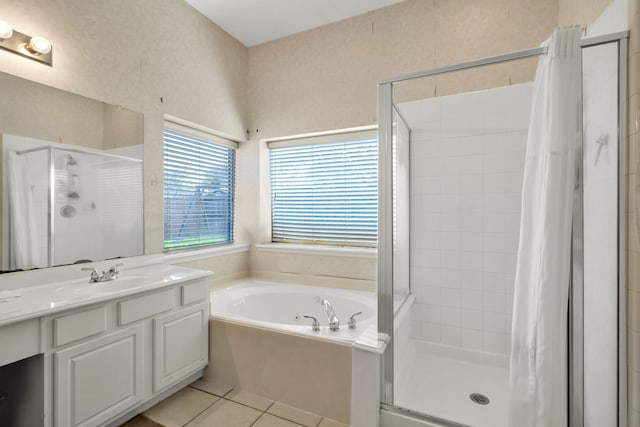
xmin=210 ymin=279 xmax=376 ymax=342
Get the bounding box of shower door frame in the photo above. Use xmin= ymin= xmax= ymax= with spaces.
xmin=377 ymin=31 xmax=629 ymax=427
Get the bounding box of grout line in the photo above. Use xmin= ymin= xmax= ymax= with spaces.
xmin=221 ymin=387 xmax=235 ymax=398
xmin=187 ymin=383 xmax=235 ymax=399
xmin=149 ymin=384 xmax=327 ymax=427
xmin=247 ymin=399 xmax=308 ymax=427
xmin=184 ymin=386 xmax=324 ymax=427
xmin=180 ymin=395 xmax=221 ymax=427
xmin=266 ymin=412 xmax=308 ymax=426
xmin=221 ymin=396 xmax=274 ymax=413
xmin=248 ymin=412 xmax=265 ymax=427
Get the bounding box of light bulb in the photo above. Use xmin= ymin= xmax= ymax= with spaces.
xmin=0 ymin=20 xmax=13 ymax=40
xmin=27 ymin=36 xmax=51 ymax=54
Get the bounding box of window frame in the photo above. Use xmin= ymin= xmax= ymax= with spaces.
xmin=163 ymin=116 xmax=239 ymax=252
xmin=267 ymin=127 xmax=378 ymax=248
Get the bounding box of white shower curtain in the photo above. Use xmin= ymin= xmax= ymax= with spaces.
xmin=508 ymin=28 xmax=582 ymax=427
xmin=7 ymin=151 xmax=45 ymax=270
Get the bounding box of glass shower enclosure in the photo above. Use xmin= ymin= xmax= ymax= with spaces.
xmin=376 ymin=32 xmax=628 ymax=427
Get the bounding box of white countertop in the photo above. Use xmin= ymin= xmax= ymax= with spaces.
xmin=0 ymin=261 xmax=212 ymax=327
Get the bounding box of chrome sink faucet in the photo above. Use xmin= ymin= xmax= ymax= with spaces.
xmin=320 ymin=298 xmax=340 ymax=331
xmin=81 ymin=263 xmax=124 ymax=283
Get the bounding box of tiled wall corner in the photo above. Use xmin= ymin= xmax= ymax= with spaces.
xmin=249 ymin=248 xmax=377 ymax=292
xmin=404 ymin=83 xmax=532 ymax=355
xmin=177 ymin=251 xmax=250 ymax=289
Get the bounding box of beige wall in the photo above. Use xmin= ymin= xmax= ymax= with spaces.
xmin=0 ymin=0 xmax=251 ymax=282
xmin=102 ymin=104 xmax=144 ymax=150
xmin=0 ymin=72 xmax=105 ymax=150
xmin=0 ymin=72 xmax=143 ymax=152
xmin=559 ymin=0 xmax=615 ymax=26
xmin=247 ymin=0 xmax=558 ymax=140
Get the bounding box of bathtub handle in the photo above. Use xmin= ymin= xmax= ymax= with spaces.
xmin=303 ymin=315 xmax=320 ymax=332
xmin=348 ymin=312 xmax=363 ymax=329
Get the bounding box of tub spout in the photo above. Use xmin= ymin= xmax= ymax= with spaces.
xmin=320 ymin=298 xmax=340 ymax=331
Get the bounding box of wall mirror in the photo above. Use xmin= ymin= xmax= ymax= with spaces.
xmin=0 ymin=71 xmax=144 ymax=272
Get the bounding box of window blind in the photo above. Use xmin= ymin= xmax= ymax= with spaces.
xmin=269 ymin=138 xmax=377 ymax=246
xmin=163 ymin=129 xmax=235 ymax=251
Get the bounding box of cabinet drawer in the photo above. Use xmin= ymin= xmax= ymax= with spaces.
xmin=118 ymin=288 xmax=174 ymax=326
xmin=0 ymin=318 xmax=40 ymax=366
xmin=53 ymin=306 xmax=106 ymax=348
xmin=181 ymin=280 xmax=209 ymax=306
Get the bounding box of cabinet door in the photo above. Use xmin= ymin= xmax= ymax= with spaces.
xmin=153 ymin=301 xmax=208 ymax=392
xmin=55 ymin=324 xmax=144 ymax=427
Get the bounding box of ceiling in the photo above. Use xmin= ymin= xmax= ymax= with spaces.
xmin=185 ymin=0 xmax=405 ymax=47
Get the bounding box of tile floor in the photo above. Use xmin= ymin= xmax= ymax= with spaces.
xmin=121 ymin=377 xmax=349 ymax=427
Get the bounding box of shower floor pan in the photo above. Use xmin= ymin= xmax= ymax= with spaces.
xmin=394 ymin=341 xmax=509 ymax=427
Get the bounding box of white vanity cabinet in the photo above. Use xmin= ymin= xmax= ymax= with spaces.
xmin=54 ymin=324 xmax=144 ymax=427
xmin=0 ymin=318 xmax=40 ymax=366
xmin=152 ymin=301 xmax=208 ymax=392
xmin=36 ymin=274 xmax=211 ymax=427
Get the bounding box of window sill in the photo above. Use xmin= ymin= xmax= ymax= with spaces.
xmin=163 ymin=244 xmax=250 ymax=264
xmin=252 ymin=243 xmax=376 ymax=258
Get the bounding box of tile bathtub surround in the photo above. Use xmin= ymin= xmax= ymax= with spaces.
xmin=402 ymin=83 xmax=533 ymax=355
xmin=123 ymin=379 xmax=346 ymax=427
xmin=207 ymin=319 xmax=352 ymax=423
xmin=249 ymin=246 xmax=376 ymax=292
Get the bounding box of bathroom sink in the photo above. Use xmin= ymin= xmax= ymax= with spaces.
xmin=73 ymin=275 xmax=149 ymax=295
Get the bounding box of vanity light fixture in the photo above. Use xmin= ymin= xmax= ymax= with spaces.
xmin=0 ymin=20 xmax=13 ymax=40
xmin=26 ymin=35 xmax=52 ymax=55
xmin=0 ymin=20 xmax=52 ymax=66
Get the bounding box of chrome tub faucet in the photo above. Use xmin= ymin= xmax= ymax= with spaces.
xmin=320 ymin=298 xmax=340 ymax=331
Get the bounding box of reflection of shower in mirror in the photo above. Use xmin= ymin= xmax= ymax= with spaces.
xmin=1 ymin=133 xmax=143 ymax=271
xmin=66 ymin=154 xmax=80 ymax=200
xmin=60 ymin=205 xmax=77 ymax=218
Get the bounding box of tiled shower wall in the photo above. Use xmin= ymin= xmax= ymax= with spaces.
xmin=402 ymin=83 xmax=533 ymax=355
